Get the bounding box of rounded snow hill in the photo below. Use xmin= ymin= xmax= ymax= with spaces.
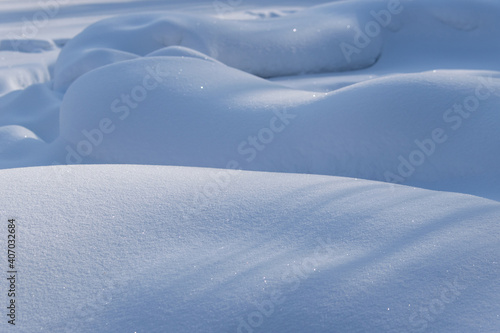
xmin=0 ymin=83 xmax=62 ymax=142
xmin=58 ymin=56 xmax=316 ymax=168
xmin=53 ymin=0 xmax=385 ymax=91
xmin=0 ymin=125 xmax=46 ymax=168
xmin=0 ymin=164 xmax=498 ymax=332
xmin=52 ymin=0 xmax=500 ymax=92
xmin=59 ymin=56 xmax=500 ymax=192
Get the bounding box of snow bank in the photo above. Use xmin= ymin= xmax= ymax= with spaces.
xmin=0 ymin=125 xmax=45 ymax=163
xmin=0 ymin=82 xmax=61 ymax=142
xmin=1 ymin=0 xmax=500 ymax=332
xmin=58 ymin=56 xmax=315 ymax=168
xmin=58 ymin=55 xmax=500 ymax=190
xmin=1 ymin=164 xmax=499 ymax=332
xmin=53 ymin=0 xmax=500 ymax=93
xmin=0 ymin=0 xmax=498 ymax=200
xmin=53 ymin=0 xmax=386 ymax=91
xmin=0 ymin=64 xmax=51 ymax=97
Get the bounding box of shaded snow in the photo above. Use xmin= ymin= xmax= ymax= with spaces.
xmin=1 ymin=165 xmax=499 ymax=333
xmin=0 ymin=0 xmax=499 ymax=332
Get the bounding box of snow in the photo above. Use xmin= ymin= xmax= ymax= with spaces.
xmin=57 ymin=57 xmax=500 ymax=198
xmin=52 ymin=4 xmax=382 ymax=91
xmin=0 ymin=0 xmax=499 ymax=332
xmin=2 ymin=164 xmax=500 ymax=332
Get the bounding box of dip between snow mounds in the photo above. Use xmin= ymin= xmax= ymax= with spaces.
xmin=53 ymin=0 xmax=386 ymax=91
xmin=59 ymin=55 xmax=500 ymax=187
xmin=2 ymin=164 xmax=499 ymax=332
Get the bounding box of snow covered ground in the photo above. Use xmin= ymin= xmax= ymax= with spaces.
xmin=0 ymin=0 xmax=499 ymax=332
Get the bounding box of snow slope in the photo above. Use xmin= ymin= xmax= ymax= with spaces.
xmin=1 ymin=0 xmax=500 ymax=198
xmin=1 ymin=165 xmax=499 ymax=332
xmin=56 ymin=57 xmax=500 ymax=193
xmin=52 ymin=1 xmax=384 ymax=91
xmin=0 ymin=0 xmax=499 ymax=332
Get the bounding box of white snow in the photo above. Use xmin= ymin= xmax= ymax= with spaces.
xmin=57 ymin=60 xmax=500 ymax=198
xmin=3 ymin=164 xmax=500 ymax=333
xmin=0 ymin=0 xmax=499 ymax=332
xmin=52 ymin=2 xmax=384 ymax=91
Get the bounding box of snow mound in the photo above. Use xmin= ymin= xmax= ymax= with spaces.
xmin=52 ymin=0 xmax=500 ymax=93
xmin=58 ymin=56 xmax=500 ymax=192
xmin=0 ymin=83 xmax=62 ymax=142
xmin=53 ymin=1 xmax=385 ymax=91
xmin=0 ymin=125 xmax=45 ymax=162
xmin=1 ymin=0 xmax=500 ymax=332
xmin=58 ymin=56 xmax=315 ymax=166
xmin=0 ymin=64 xmax=51 ymax=97
xmin=1 ymin=164 xmax=498 ymax=332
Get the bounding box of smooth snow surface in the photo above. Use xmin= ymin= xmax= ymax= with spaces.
xmin=1 ymin=0 xmax=499 ymax=332
xmin=2 ymin=165 xmax=500 ymax=333
xmin=58 ymin=58 xmax=500 ymax=191
xmin=0 ymin=0 xmax=499 ymax=198
xmin=52 ymin=3 xmax=383 ymax=91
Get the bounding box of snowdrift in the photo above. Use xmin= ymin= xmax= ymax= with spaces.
xmin=0 ymin=0 xmax=499 ymax=200
xmin=58 ymin=55 xmax=500 ymax=191
xmin=1 ymin=0 xmax=500 ymax=332
xmin=52 ymin=0 xmax=389 ymax=91
xmin=1 ymin=164 xmax=499 ymax=332
xmin=52 ymin=0 xmax=500 ymax=92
